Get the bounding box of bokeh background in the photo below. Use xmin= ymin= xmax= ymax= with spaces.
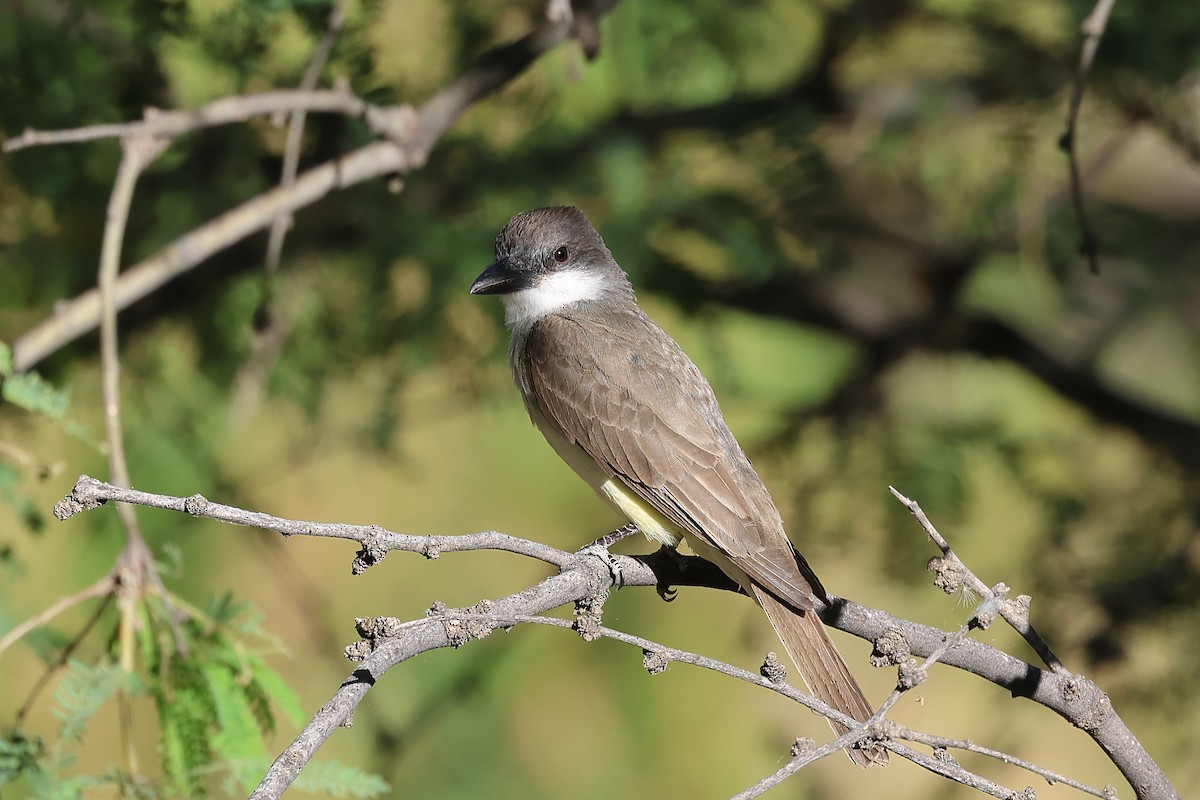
xmin=2 ymin=0 xmax=1199 ymax=797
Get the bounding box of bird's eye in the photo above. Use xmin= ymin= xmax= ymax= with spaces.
xmin=553 ymin=246 xmax=569 ymax=263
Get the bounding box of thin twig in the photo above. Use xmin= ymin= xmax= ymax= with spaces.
xmin=231 ymin=0 xmax=348 ymax=429
xmin=0 ymin=574 xmax=115 ymax=659
xmin=895 ymin=726 xmax=1116 ymax=799
xmin=16 ymin=589 xmax=116 ymax=725
xmin=889 ymin=486 xmax=1066 ymax=675
xmin=9 ymin=3 xmax=620 ymax=373
xmin=98 ymin=133 xmax=170 ymax=778
xmin=868 ymin=589 xmax=1006 ymax=730
xmin=730 ymin=729 xmax=867 ymax=800
xmin=2 ymin=90 xmax=372 ymax=153
xmin=438 ymin=611 xmax=875 ymax=731
xmin=54 ymin=474 xmax=575 ymax=570
xmin=264 ymin=0 xmax=347 ymax=275
xmin=99 ymin=136 xmax=163 ymax=530
xmin=1060 ymin=0 xmax=1118 ymax=274
xmin=885 ymin=741 xmax=1025 ymax=800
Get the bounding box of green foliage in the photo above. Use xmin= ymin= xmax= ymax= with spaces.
xmin=0 ymin=590 xmax=359 ymax=799
xmin=136 ymin=594 xmax=320 ymax=797
xmin=53 ymin=659 xmax=144 ymax=743
xmin=0 ymin=342 xmax=93 ymax=447
xmin=0 ymin=343 xmax=66 ymax=421
xmin=286 ymin=759 xmax=391 ymax=798
xmin=0 ymin=733 xmax=44 ymax=791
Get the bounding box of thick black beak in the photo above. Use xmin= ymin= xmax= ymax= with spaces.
xmin=470 ymin=258 xmax=529 ymax=295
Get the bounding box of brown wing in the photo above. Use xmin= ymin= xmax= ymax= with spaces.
xmin=524 ymin=308 xmax=823 ymax=611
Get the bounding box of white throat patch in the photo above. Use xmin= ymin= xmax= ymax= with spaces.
xmin=502 ymin=269 xmax=605 ymax=330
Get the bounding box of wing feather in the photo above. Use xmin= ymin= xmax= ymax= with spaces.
xmin=525 ymin=310 xmax=822 ymax=610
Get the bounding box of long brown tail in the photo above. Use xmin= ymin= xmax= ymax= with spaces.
xmin=753 ymin=586 xmax=888 ymax=768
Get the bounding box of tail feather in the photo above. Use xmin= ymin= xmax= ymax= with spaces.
xmin=753 ymin=586 xmax=889 ymax=768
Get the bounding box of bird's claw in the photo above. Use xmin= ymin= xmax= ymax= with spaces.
xmin=577 ymin=524 xmax=638 ymax=589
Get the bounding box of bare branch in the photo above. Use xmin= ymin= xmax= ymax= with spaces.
xmin=889 ymin=486 xmax=1067 ymax=675
xmin=895 ymin=726 xmax=1117 ymax=799
xmin=1059 ymin=0 xmax=1118 ymax=274
xmin=264 ymin=0 xmax=348 ymax=274
xmin=16 ymin=588 xmax=116 ymax=726
xmin=8 ymin=1 xmax=621 ymax=373
xmin=2 ymin=90 xmax=372 ymax=153
xmin=0 ymin=574 xmax=115 ymax=659
xmin=247 ymin=564 xmax=610 ymax=800
xmin=234 ymin=0 xmax=350 ymax=428
xmin=52 ymin=475 xmax=1178 ymax=799
xmin=54 ymin=475 xmax=575 ymax=570
xmin=97 ymin=132 xmax=174 ymax=777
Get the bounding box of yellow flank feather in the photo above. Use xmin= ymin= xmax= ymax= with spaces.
xmin=599 ymin=478 xmax=682 ymax=547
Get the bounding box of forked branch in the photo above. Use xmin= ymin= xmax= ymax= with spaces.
xmin=53 ymin=475 xmax=1176 ymax=800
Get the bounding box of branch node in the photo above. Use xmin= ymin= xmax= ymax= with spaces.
xmin=363 ymin=104 xmax=418 ymax=147
xmin=343 ymin=640 xmax=371 ymax=662
xmin=928 ymin=555 xmax=963 ymax=594
xmin=1068 ymin=681 xmax=1111 ymax=733
xmin=465 ymin=600 xmax=497 ymax=639
xmin=760 ymin=651 xmax=787 ymax=684
xmin=642 ymin=649 xmax=670 ymax=675
xmin=183 ymin=493 xmax=211 ymax=516
xmin=1015 ymin=787 xmax=1037 ymax=800
xmin=573 ymin=589 xmax=607 ymax=642
xmin=789 ymin=737 xmax=816 ymax=758
xmin=932 ymin=746 xmax=957 ymax=765
xmin=1005 ymin=594 xmax=1032 ymax=626
xmin=870 ymin=626 xmax=910 ymax=668
xmin=974 ymin=590 xmax=1006 ymax=630
xmin=352 ymin=534 xmax=388 ymax=574
xmin=54 ymin=475 xmax=108 ymax=519
xmin=52 ymin=495 xmax=87 ymax=520
xmin=421 ymin=537 xmax=442 ymax=559
xmin=427 ymin=601 xmax=495 ymax=647
xmin=346 ymin=616 xmax=404 ymax=660
xmin=896 ymin=655 xmax=927 ymax=689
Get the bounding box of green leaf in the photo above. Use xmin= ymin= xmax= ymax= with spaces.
xmin=286 ymin=759 xmax=390 ymax=799
xmin=1 ymin=370 xmax=70 ymax=419
xmin=202 ymin=661 xmax=266 ymax=764
xmin=158 ymin=699 xmax=201 ymax=797
xmin=246 ymin=655 xmax=305 ymax=728
xmin=51 ymin=660 xmax=142 ymax=743
xmin=0 ymin=733 xmax=44 ymax=789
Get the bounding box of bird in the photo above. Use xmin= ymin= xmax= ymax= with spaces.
xmin=470 ymin=206 xmax=886 ymax=767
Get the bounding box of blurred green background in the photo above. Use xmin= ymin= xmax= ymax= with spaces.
xmin=2 ymin=0 xmax=1199 ymax=797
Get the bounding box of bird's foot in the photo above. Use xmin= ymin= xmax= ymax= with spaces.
xmin=581 ymin=522 xmax=640 ymax=551
xmin=577 ymin=523 xmax=639 ymax=588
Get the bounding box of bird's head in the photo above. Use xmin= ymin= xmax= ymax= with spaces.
xmin=470 ymin=206 xmax=630 ymax=330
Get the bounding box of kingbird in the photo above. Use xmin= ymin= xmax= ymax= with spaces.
xmin=470 ymin=206 xmax=885 ymax=767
